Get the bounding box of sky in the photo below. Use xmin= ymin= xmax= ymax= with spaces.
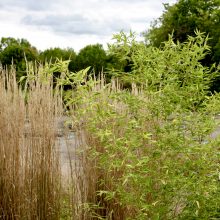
xmin=0 ymin=0 xmax=177 ymax=52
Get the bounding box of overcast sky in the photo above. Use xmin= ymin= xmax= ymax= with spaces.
xmin=0 ymin=0 xmax=177 ymax=52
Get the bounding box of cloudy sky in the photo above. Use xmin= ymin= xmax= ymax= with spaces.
xmin=0 ymin=0 xmax=176 ymax=52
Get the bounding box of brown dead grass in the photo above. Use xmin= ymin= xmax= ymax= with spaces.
xmin=0 ymin=66 xmax=63 ymax=219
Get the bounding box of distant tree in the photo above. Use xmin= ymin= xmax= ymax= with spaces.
xmin=0 ymin=37 xmax=38 ymax=78
xmin=144 ymin=0 xmax=220 ymax=63
xmin=39 ymin=47 xmax=76 ymax=64
xmin=75 ymin=44 xmax=107 ymax=74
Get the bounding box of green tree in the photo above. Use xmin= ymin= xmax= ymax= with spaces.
xmin=144 ymin=0 xmax=220 ymax=63
xmin=39 ymin=47 xmax=76 ymax=70
xmin=75 ymin=44 xmax=107 ymax=74
xmin=0 ymin=37 xmax=38 ymax=78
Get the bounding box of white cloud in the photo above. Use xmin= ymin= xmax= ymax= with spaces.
xmin=22 ymin=13 xmax=130 ymax=36
xmin=0 ymin=0 xmax=177 ymax=51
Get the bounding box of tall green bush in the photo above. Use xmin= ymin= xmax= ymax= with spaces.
xmin=63 ymin=32 xmax=220 ymax=219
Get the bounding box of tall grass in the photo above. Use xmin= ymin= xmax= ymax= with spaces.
xmin=0 ymin=65 xmax=62 ymax=219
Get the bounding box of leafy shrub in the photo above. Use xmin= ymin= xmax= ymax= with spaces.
xmin=63 ymin=32 xmax=220 ymax=219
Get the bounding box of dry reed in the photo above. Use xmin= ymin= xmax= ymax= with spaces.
xmin=0 ymin=65 xmax=63 ymax=219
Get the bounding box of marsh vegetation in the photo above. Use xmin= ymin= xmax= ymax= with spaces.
xmin=1 ymin=32 xmax=220 ymax=219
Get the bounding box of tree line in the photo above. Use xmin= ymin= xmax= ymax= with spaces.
xmin=1 ymin=0 xmax=220 ymax=91
xmin=0 ymin=37 xmax=113 ymax=77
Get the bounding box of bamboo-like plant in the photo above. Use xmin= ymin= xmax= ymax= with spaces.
xmin=63 ymin=31 xmax=220 ymax=219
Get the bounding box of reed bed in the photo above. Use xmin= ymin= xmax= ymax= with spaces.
xmin=0 ymin=66 xmax=62 ymax=219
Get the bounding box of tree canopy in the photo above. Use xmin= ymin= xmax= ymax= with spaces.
xmin=74 ymin=44 xmax=107 ymax=74
xmin=0 ymin=37 xmax=38 ymax=77
xmin=39 ymin=47 xmax=76 ymax=63
xmin=0 ymin=38 xmax=110 ymax=78
xmin=144 ymin=0 xmax=220 ymax=63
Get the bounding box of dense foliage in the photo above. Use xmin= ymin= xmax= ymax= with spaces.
xmin=60 ymin=32 xmax=220 ymax=219
xmin=0 ymin=37 xmax=38 ymax=78
xmin=39 ymin=47 xmax=76 ymax=66
xmin=145 ymin=0 xmax=220 ymax=62
xmin=74 ymin=44 xmax=107 ymax=73
xmin=0 ymin=38 xmax=113 ymax=79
